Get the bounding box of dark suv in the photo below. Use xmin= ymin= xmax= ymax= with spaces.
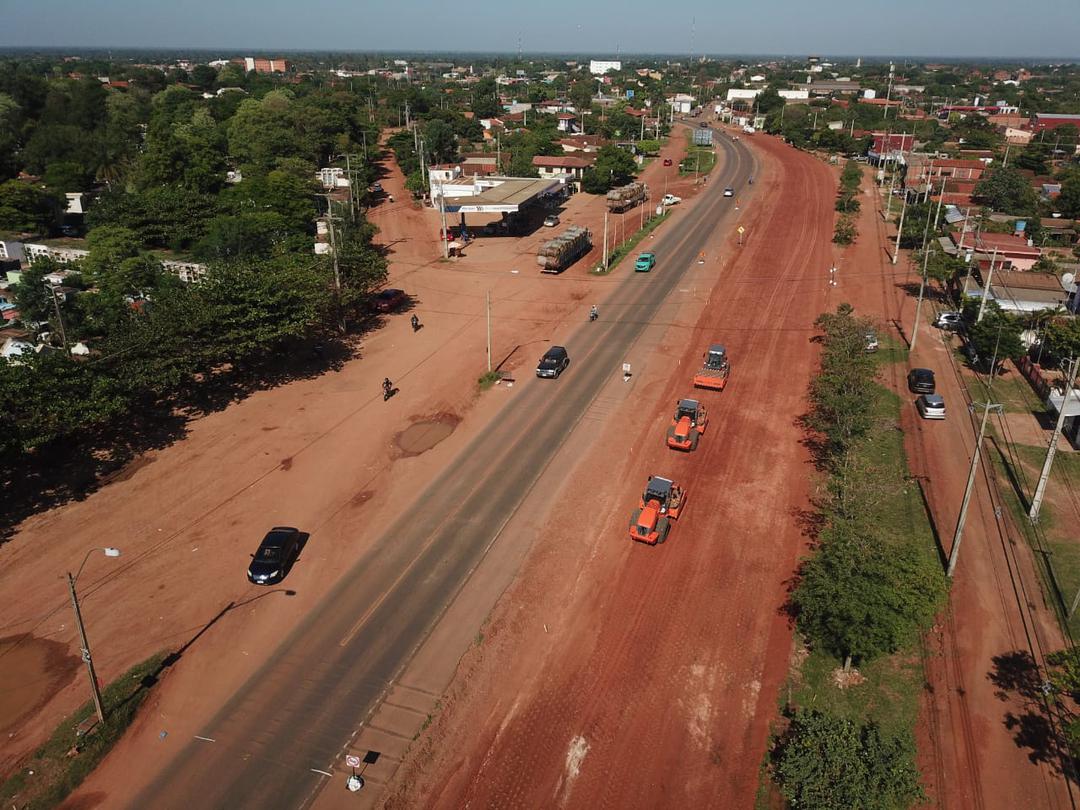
xmin=907 ymin=368 xmax=936 ymax=394
xmin=247 ymin=527 xmax=302 ymax=585
xmin=536 ymin=346 xmax=570 ymax=378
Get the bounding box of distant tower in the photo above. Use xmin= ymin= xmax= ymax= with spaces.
xmin=689 ymin=16 xmax=696 ymax=65
xmin=517 ymin=33 xmax=522 ymax=62
xmin=856 ymin=57 xmax=862 ymax=68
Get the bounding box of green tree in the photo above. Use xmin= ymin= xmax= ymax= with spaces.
xmin=974 ymin=166 xmax=1038 ymax=213
xmin=194 ymin=211 xmax=292 ymax=261
xmin=833 ymin=214 xmax=857 ymax=245
xmin=1015 ymin=141 xmax=1051 ymax=174
xmin=12 ymin=258 xmax=54 ymax=324
xmin=1057 ymin=172 xmax=1080 ymax=219
xmin=0 ymin=180 xmax=60 ymax=233
xmin=422 ymin=119 xmax=457 ymax=165
xmin=1039 ymin=317 xmax=1080 ymax=367
xmin=774 ymin=709 xmax=922 ymax=810
xmin=581 ymin=145 xmax=637 ymax=194
xmin=963 ymin=302 xmax=1024 ymax=370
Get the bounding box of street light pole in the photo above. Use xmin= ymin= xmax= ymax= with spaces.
xmin=67 ymin=547 xmax=121 ymax=724
xmin=947 ymin=401 xmax=1001 ymax=577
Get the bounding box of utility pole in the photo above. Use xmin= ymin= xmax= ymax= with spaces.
xmin=321 ymin=195 xmax=344 ymax=333
xmin=892 ymin=191 xmax=908 ymax=265
xmin=976 ymin=247 xmax=999 ymax=323
xmin=68 ymin=571 xmax=106 ymax=723
xmin=46 ymin=284 xmax=69 ymax=351
xmin=485 ymin=290 xmax=492 ymax=372
xmin=1030 ymin=357 xmax=1080 ymax=522
xmin=438 ymin=181 xmax=449 ymax=259
xmin=910 ymin=198 xmax=937 ymax=351
xmin=948 ymin=399 xmax=1003 ymax=577
xmin=602 ymin=211 xmax=609 ymax=269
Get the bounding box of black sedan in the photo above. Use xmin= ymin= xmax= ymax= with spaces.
xmin=907 ymin=368 xmax=936 ymax=394
xmin=247 ymin=527 xmax=302 ymax=585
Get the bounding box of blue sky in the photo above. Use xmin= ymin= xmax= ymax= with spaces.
xmin=3 ymin=0 xmax=1078 ymax=58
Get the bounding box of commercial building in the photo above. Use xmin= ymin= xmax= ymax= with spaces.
xmin=589 ymin=60 xmax=622 ymax=75
xmin=233 ymin=57 xmax=290 ymax=74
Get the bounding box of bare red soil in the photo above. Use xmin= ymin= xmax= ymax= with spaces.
xmin=380 ymin=133 xmax=842 ymax=810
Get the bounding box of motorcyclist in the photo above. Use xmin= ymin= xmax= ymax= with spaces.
xmin=589 ymin=305 xmax=599 ymax=321
xmin=749 ymin=175 xmax=754 ymax=185
xmin=410 ymin=314 xmax=421 ymax=332
xmin=382 ymin=377 xmax=393 ymax=400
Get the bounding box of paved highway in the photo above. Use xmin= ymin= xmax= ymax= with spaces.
xmin=141 ymin=129 xmax=755 ymax=809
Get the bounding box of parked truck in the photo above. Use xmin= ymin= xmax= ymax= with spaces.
xmin=537 ymin=226 xmax=592 ymax=274
xmin=606 ymin=182 xmax=648 ymax=213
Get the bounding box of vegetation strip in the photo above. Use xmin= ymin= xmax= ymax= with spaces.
xmin=768 ymin=305 xmax=947 ymax=808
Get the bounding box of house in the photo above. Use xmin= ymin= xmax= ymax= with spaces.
xmin=1 ymin=337 xmax=33 ymax=360
xmin=555 ymin=113 xmax=578 ymax=133
xmin=316 ymin=168 xmax=350 ymax=189
xmin=1005 ymin=127 xmax=1034 ymax=145
xmin=559 ymin=135 xmax=610 ymax=153
xmin=667 ymin=94 xmax=696 ymax=114
xmin=797 ymin=80 xmax=861 ymax=96
xmin=727 ymin=88 xmax=761 ymax=103
xmin=961 ymin=269 xmax=1068 ymax=314
xmin=1032 ymin=113 xmax=1080 ymax=132
xmin=460 ymin=156 xmax=499 ymax=176
xmin=532 ymin=154 xmax=596 ymax=181
xmin=232 ymin=57 xmax=290 ymax=74
xmin=949 ymin=230 xmax=1042 ymax=270
xmin=907 ymin=157 xmax=988 ymax=184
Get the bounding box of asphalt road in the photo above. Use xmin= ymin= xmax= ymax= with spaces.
xmin=141 ymin=129 xmax=754 ymax=810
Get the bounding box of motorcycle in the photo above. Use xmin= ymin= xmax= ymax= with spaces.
xmin=589 ymin=306 xmax=599 ymax=322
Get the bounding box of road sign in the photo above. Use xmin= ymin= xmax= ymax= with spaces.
xmin=737 ymin=226 xmax=745 ymax=234
xmin=345 ymin=754 xmax=361 ymax=768
xmin=346 ymin=774 xmax=365 ymax=792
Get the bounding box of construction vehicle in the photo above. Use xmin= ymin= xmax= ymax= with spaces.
xmin=537 ymin=226 xmax=592 ymax=274
xmin=693 ymin=344 xmax=730 ymax=390
xmin=666 ymin=399 xmax=708 ymax=451
xmin=629 ymin=476 xmax=687 ymax=545
xmin=606 ymin=182 xmax=648 ymax=213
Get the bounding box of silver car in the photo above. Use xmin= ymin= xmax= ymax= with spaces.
xmin=935 ymin=311 xmax=962 ymax=331
xmin=916 ymin=394 xmax=946 ymax=420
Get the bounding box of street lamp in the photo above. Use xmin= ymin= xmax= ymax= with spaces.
xmin=67 ymin=547 xmax=121 ymax=724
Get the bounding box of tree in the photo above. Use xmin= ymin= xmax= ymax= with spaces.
xmin=0 ymin=180 xmax=60 ymax=233
xmin=12 ymin=258 xmax=54 ymax=324
xmin=963 ymin=301 xmax=1024 ymax=370
xmin=194 ymin=211 xmax=292 ymax=261
xmin=1015 ymin=141 xmax=1051 ymax=174
xmin=422 ymin=119 xmax=457 ymax=165
xmin=1057 ymin=171 xmax=1080 ymax=219
xmin=833 ymin=214 xmax=857 ymax=245
xmin=581 ymin=145 xmax=637 ymax=194
xmin=774 ymin=709 xmax=922 ymax=810
xmin=974 ymin=165 xmax=1038 ymax=213
xmin=757 ymin=88 xmax=784 ymax=115
xmin=1039 ymin=317 xmax=1080 ymax=367
xmin=82 ymin=225 xmax=145 ymax=281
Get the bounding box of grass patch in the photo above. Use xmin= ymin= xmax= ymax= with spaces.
xmin=954 ymin=364 xmax=1080 ymax=633
xmin=477 ymin=370 xmax=502 ymax=390
xmin=590 ymin=210 xmax=670 ymax=276
xmin=789 ymin=646 xmax=924 ymax=742
xmin=0 ymin=652 xmax=166 ymax=810
xmin=679 ymin=146 xmax=717 ymax=177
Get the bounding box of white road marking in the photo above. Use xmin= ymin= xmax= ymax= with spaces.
xmin=310 ymin=768 xmax=333 ymax=777
xmin=194 ymin=735 xmax=216 ymax=743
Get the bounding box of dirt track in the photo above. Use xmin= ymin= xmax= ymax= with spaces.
xmin=379 ymin=133 xmax=840 ymax=809
xmin=838 ymin=172 xmax=1076 ymax=809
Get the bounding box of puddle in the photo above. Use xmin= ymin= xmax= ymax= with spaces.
xmin=0 ymin=634 xmax=80 ymax=734
xmin=395 ymin=414 xmax=460 ymax=457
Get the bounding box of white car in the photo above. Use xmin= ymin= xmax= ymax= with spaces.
xmin=916 ymin=394 xmax=946 ymax=420
xmin=661 ymin=194 xmax=682 ymax=206
xmin=723 ymin=187 xmax=734 ymax=197
xmin=935 ymin=311 xmax=962 ymax=330
xmin=543 ymin=214 xmax=560 ymax=227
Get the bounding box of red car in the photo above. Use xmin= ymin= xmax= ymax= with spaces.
xmin=372 ymin=288 xmax=407 ymax=313
xmin=663 ymin=158 xmax=673 ymax=166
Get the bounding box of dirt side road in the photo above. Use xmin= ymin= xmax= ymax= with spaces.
xmin=838 ymin=175 xmax=1075 ymax=809
xmin=379 ymin=133 xmax=840 ymax=810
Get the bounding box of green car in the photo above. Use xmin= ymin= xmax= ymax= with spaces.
xmin=635 ymin=252 xmax=656 ymax=272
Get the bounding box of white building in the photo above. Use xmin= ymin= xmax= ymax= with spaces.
xmin=668 ymin=93 xmax=696 ymax=114
xmin=589 ymin=60 xmax=622 ymax=75
xmin=778 ymin=89 xmax=809 ymax=102
xmin=727 ymin=88 xmax=762 ymax=102
xmin=316 ymin=168 xmax=350 ymax=189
